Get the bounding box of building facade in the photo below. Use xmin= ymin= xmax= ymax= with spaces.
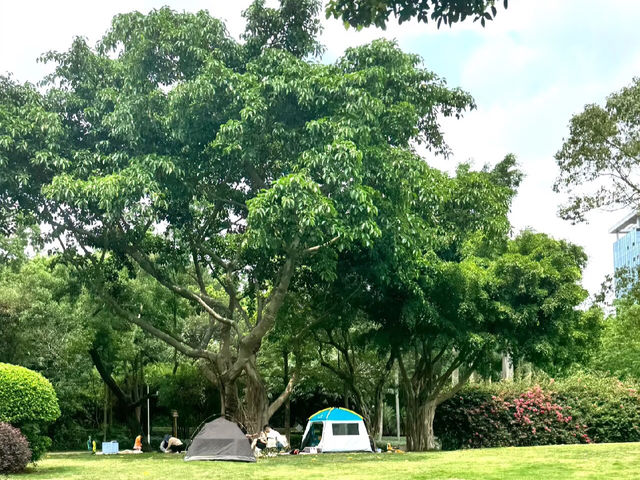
xmin=611 ymin=211 xmax=640 ymax=295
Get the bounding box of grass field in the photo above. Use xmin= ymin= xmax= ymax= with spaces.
xmin=11 ymin=443 xmax=640 ymax=479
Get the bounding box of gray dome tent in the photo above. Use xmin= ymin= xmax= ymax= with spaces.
xmin=184 ymin=417 xmax=256 ymax=462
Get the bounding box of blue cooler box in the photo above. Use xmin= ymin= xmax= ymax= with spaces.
xmin=102 ymin=441 xmax=119 ymax=454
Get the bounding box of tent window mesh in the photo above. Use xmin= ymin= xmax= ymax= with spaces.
xmin=332 ymin=423 xmax=359 ymax=436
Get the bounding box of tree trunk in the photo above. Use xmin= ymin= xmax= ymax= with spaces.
xmin=372 ymin=388 xmax=384 ymax=441
xmin=243 ymin=372 xmax=269 ymax=433
xmin=501 ymin=353 xmax=513 ymax=381
xmin=283 ymin=350 xmax=291 ymax=444
xmin=219 ymin=380 xmax=240 ymax=419
xmin=103 ymin=384 xmax=109 ymax=442
xmin=405 ymin=399 xmax=437 ymax=452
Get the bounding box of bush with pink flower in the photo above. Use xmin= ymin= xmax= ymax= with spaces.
xmin=435 ymin=373 xmax=640 ymax=450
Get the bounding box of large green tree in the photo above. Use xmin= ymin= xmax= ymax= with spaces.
xmin=320 ymin=151 xmax=601 ymax=451
xmin=0 ymin=3 xmax=473 ymax=430
xmin=395 ymin=230 xmax=600 ymax=451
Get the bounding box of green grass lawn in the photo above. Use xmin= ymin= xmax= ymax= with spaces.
xmin=11 ymin=443 xmax=640 ymax=480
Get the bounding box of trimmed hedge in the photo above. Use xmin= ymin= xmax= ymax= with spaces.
xmin=435 ymin=373 xmax=640 ymax=450
xmin=0 ymin=422 xmax=32 ymax=474
xmin=0 ymin=363 xmax=60 ymax=460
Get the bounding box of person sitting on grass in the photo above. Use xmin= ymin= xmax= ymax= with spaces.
xmin=166 ymin=436 xmax=185 ymax=453
xmin=265 ymin=426 xmax=288 ymax=452
xmin=250 ymin=426 xmax=268 ymax=454
xmin=134 ymin=434 xmax=143 ymax=452
xmin=160 ymin=434 xmax=185 ymax=453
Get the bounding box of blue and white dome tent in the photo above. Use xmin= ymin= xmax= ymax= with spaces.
xmin=300 ymin=407 xmax=373 ymax=453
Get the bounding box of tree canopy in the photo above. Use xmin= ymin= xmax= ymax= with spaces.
xmin=0 ymin=3 xmax=474 ymax=431
xmin=326 ymin=0 xmax=507 ymax=29
xmin=555 ymin=78 xmax=640 ymax=222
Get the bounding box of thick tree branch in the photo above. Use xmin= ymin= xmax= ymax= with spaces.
xmin=244 ymin=162 xmax=267 ymax=190
xmin=125 ymin=245 xmax=236 ymax=329
xmin=223 ymin=242 xmax=299 ymax=382
xmin=435 ymin=368 xmax=475 ymax=406
xmin=397 ymin=352 xmax=415 ymax=399
xmin=89 ymin=346 xmax=129 ymax=405
xmin=268 ymin=369 xmax=298 ymax=419
xmin=102 ymin=293 xmax=217 ymax=362
xmin=430 ymin=350 xmax=467 ymax=399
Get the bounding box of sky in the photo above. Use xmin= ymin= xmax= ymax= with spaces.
xmin=2 ymin=0 xmax=639 ymax=296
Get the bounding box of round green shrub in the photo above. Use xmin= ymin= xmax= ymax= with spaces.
xmin=0 ymin=363 xmax=60 ymax=460
xmin=0 ymin=363 xmax=60 ymax=424
xmin=0 ymin=422 xmax=32 ymax=474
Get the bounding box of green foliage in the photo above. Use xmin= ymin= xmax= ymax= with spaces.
xmin=0 ymin=254 xmax=102 ymax=453
xmin=243 ymin=0 xmax=324 ymax=59
xmin=0 ymin=363 xmax=60 ymax=425
xmin=0 ymin=422 xmax=32 ymax=474
xmin=0 ymin=363 xmax=60 ymax=460
xmin=555 ymin=374 xmax=640 ymax=444
xmin=435 ymin=374 xmax=640 ymax=450
xmin=0 ymin=3 xmax=478 ymax=430
xmin=554 ymin=77 xmax=640 ymax=222
xmin=592 ymin=279 xmax=640 ymax=380
xmin=326 ymin=0 xmax=507 ymax=29
xmin=0 ymin=77 xmax=63 ymax=236
xmin=146 ymin=363 xmax=220 ymax=428
xmin=491 ymin=231 xmax=602 ymax=370
xmin=436 ymin=384 xmax=587 ymax=450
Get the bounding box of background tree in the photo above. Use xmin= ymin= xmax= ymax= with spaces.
xmin=591 ymin=272 xmax=640 ymax=380
xmin=326 ymin=0 xmax=507 ymax=29
xmin=322 ymin=151 xmax=601 ymax=451
xmin=313 ymin=313 xmax=394 ymax=440
xmin=395 ymin=229 xmax=600 ymax=451
xmin=555 ymin=77 xmax=640 ymax=223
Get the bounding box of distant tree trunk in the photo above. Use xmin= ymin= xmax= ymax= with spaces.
xmin=89 ymin=346 xmax=151 ymax=448
xmin=283 ymin=350 xmax=291 ymax=444
xmin=501 ymin=353 xmax=513 ymax=381
xmin=395 ymin=371 xmax=401 ymax=443
xmin=103 ymin=384 xmax=109 ymax=442
xmin=372 ymin=387 xmax=384 ymax=441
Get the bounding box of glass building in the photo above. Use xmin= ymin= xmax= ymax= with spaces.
xmin=611 ymin=211 xmax=640 ymax=295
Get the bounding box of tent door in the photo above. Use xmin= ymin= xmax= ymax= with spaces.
xmin=301 ymin=422 xmax=324 ymax=450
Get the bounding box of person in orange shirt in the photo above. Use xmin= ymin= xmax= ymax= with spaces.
xmin=134 ymin=435 xmax=143 ymax=452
